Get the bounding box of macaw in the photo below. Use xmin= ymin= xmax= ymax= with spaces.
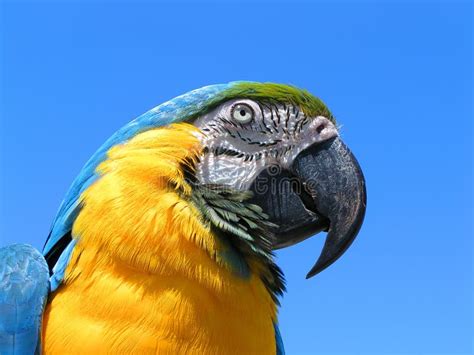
xmin=0 ymin=82 xmax=366 ymax=354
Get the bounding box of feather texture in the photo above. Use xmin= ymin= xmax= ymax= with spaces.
xmin=0 ymin=244 xmax=49 ymax=354
xmin=191 ymin=183 xmax=285 ymax=302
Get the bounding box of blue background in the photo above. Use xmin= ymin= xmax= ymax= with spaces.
xmin=1 ymin=1 xmax=472 ymax=354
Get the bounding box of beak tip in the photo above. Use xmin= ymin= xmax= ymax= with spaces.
xmin=305 ymin=258 xmax=329 ymax=279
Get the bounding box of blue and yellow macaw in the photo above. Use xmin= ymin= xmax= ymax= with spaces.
xmin=0 ymin=82 xmax=366 ymax=354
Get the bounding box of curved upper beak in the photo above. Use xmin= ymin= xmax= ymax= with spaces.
xmin=292 ymin=137 xmax=366 ymax=277
xmin=250 ymin=137 xmax=366 ymax=278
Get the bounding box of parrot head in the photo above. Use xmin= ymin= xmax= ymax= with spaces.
xmin=189 ymin=89 xmax=365 ymax=280
xmin=183 ymin=82 xmax=366 ymax=279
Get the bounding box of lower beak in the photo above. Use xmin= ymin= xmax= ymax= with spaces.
xmin=250 ymin=137 xmax=366 ymax=278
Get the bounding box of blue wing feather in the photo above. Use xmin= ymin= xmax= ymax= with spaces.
xmin=0 ymin=244 xmax=50 ymax=354
xmin=274 ymin=323 xmax=285 ymax=355
xmin=49 ymin=239 xmax=77 ymax=292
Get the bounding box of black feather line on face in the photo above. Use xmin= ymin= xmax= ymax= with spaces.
xmin=187 ymin=179 xmax=286 ymax=303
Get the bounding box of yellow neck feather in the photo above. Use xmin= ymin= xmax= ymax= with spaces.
xmin=43 ymin=123 xmax=278 ymax=354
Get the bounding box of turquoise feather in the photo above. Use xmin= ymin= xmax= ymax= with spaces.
xmin=0 ymin=244 xmax=49 ymax=354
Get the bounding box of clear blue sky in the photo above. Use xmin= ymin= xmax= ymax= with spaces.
xmin=1 ymin=1 xmax=472 ymax=354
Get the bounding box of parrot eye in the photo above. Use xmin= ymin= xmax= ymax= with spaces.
xmin=231 ymin=103 xmax=254 ymax=124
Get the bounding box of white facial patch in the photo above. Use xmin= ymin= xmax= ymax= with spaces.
xmin=193 ymin=99 xmax=338 ymax=190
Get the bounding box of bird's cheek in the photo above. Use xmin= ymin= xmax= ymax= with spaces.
xmin=195 ymin=153 xmax=266 ymax=191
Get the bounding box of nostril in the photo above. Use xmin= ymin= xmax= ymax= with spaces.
xmin=316 ymin=124 xmax=325 ymax=134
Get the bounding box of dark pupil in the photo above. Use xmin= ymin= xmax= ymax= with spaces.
xmin=239 ymin=109 xmax=246 ymax=116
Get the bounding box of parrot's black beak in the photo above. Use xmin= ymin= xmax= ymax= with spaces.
xmin=249 ymin=137 xmax=366 ymax=278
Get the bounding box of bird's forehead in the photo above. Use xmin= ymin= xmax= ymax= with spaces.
xmin=182 ymin=81 xmax=334 ymax=124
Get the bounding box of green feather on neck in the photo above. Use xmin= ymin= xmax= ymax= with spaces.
xmin=191 ymin=183 xmax=286 ymax=304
